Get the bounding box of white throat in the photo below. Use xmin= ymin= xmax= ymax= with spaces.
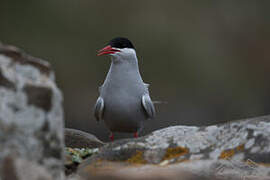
xmin=110 ymin=48 xmax=138 ymax=64
xmin=107 ymin=48 xmax=142 ymax=83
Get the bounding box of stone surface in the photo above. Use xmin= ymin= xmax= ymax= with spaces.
xmin=77 ymin=115 xmax=270 ymax=180
xmin=0 ymin=43 xmax=64 ymax=179
xmin=77 ymin=160 xmax=270 ymax=180
xmin=65 ymin=128 xmax=104 ymax=148
xmin=65 ymin=147 xmax=99 ymax=176
xmin=1 ymin=156 xmax=53 ymax=180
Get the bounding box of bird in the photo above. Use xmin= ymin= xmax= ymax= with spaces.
xmin=94 ymin=37 xmax=156 ymax=141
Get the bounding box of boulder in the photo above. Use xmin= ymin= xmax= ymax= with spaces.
xmin=1 ymin=156 xmax=53 ymax=180
xmin=77 ymin=115 xmax=270 ymax=179
xmin=0 ymin=43 xmax=64 ymax=179
xmin=65 ymin=128 xmax=104 ymax=148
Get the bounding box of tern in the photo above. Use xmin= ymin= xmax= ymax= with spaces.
xmin=94 ymin=37 xmax=156 ymax=141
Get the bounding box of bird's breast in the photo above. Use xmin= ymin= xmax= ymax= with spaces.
xmin=102 ymin=92 xmax=146 ymax=133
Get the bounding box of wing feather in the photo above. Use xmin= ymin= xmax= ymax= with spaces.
xmin=142 ymin=94 xmax=156 ymax=119
xmin=94 ymin=97 xmax=104 ymax=121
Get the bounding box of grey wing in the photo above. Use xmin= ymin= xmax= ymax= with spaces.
xmin=94 ymin=97 xmax=104 ymax=121
xmin=142 ymin=94 xmax=156 ymax=119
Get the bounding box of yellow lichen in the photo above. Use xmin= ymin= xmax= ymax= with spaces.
xmin=127 ymin=150 xmax=147 ymax=164
xmin=219 ymin=149 xmax=235 ymax=159
xmin=163 ymin=146 xmax=189 ymax=161
xmin=219 ymin=144 xmax=245 ymax=159
xmin=236 ymin=144 xmax=244 ymax=151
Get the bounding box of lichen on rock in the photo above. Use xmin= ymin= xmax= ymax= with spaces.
xmin=77 ymin=115 xmax=270 ymax=179
xmin=162 ymin=146 xmax=189 ymax=161
xmin=127 ymin=150 xmax=147 ymax=164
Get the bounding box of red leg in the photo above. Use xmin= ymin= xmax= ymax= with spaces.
xmin=109 ymin=133 xmax=114 ymax=141
xmin=134 ymin=132 xmax=138 ymax=138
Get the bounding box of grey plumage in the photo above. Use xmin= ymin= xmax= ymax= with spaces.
xmin=94 ymin=38 xmax=155 ymax=134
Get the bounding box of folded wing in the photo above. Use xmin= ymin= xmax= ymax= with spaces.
xmin=94 ymin=97 xmax=104 ymax=121
xmin=142 ymin=94 xmax=156 ymax=119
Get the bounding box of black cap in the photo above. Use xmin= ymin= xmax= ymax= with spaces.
xmin=109 ymin=37 xmax=135 ymax=49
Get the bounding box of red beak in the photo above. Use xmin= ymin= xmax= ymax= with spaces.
xmin=97 ymin=45 xmax=120 ymax=56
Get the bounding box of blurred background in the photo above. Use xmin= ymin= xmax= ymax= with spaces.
xmin=1 ymin=1 xmax=270 ymax=141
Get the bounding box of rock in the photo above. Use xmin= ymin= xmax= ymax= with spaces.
xmin=1 ymin=156 xmax=53 ymax=180
xmin=65 ymin=128 xmax=104 ymax=148
xmin=0 ymin=43 xmax=64 ymax=179
xmin=77 ymin=162 xmax=217 ymax=180
xmin=66 ymin=174 xmax=85 ymax=180
xmin=77 ymin=115 xmax=270 ymax=179
xmin=65 ymin=147 xmax=99 ymax=176
xmin=77 ymin=160 xmax=268 ymax=180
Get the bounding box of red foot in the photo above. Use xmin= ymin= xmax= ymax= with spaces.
xmin=134 ymin=132 xmax=138 ymax=138
xmin=110 ymin=133 xmax=114 ymax=141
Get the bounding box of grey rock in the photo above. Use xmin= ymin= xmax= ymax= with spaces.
xmin=66 ymin=174 xmax=85 ymax=180
xmin=65 ymin=128 xmax=104 ymax=148
xmin=77 ymin=115 xmax=270 ymax=179
xmin=1 ymin=156 xmax=53 ymax=180
xmin=0 ymin=43 xmax=64 ymax=179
